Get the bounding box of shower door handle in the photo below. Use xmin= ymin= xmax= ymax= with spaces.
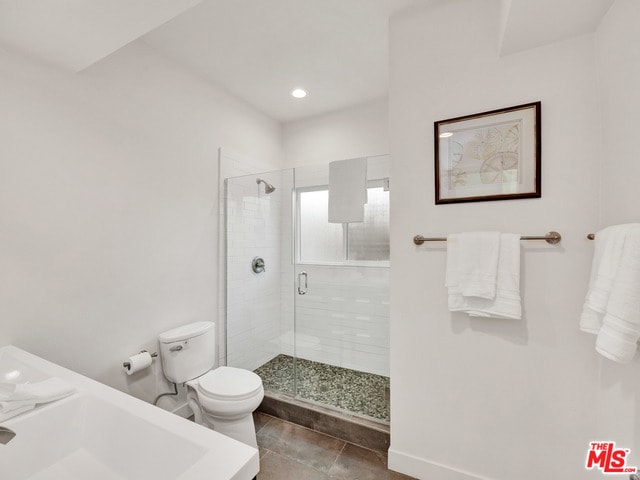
xmin=297 ymin=272 xmax=307 ymax=295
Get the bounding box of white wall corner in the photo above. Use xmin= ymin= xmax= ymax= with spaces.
xmin=498 ymin=0 xmax=615 ymax=57
xmin=388 ymin=449 xmax=493 ymax=480
xmin=0 ymin=0 xmax=203 ymax=72
xmin=498 ymin=0 xmax=512 ymax=55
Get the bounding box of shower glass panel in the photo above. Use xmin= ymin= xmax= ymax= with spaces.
xmin=225 ymin=155 xmax=390 ymax=423
xmin=225 ymin=169 xmax=296 ymax=396
xmin=292 ymin=155 xmax=390 ymax=422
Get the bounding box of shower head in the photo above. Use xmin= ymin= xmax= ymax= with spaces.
xmin=256 ymin=178 xmax=276 ymax=194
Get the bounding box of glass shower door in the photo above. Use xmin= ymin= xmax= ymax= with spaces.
xmin=225 ymin=168 xmax=296 ymax=397
xmin=292 ymin=155 xmax=391 ymax=422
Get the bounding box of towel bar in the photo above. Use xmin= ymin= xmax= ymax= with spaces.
xmin=413 ymin=231 xmax=562 ymax=246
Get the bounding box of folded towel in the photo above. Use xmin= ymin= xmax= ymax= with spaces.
xmin=0 ymin=377 xmax=75 ymax=405
xmin=0 ymin=399 xmax=37 ymax=413
xmin=0 ymin=405 xmax=34 ymax=423
xmin=446 ymin=231 xmax=501 ymax=300
xmin=580 ymin=224 xmax=634 ymax=334
xmin=448 ymin=233 xmax=522 ymax=320
xmin=328 ymin=158 xmax=367 ymax=223
xmin=594 ymin=226 xmax=640 ymax=362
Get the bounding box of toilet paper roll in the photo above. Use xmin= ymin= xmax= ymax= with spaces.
xmin=124 ymin=351 xmax=152 ymax=375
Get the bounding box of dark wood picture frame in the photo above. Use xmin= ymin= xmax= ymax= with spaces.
xmin=434 ymin=101 xmax=541 ymax=204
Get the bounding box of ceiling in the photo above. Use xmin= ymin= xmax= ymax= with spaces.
xmin=0 ymin=0 xmax=615 ymax=123
xmin=143 ymin=0 xmax=431 ymax=122
xmin=0 ymin=0 xmax=201 ymax=72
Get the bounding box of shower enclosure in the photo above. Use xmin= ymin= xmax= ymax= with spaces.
xmin=224 ymin=155 xmax=390 ymax=423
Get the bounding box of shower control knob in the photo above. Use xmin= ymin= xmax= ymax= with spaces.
xmin=252 ymin=257 xmax=266 ymax=274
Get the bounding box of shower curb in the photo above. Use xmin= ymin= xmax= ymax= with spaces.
xmin=257 ymin=391 xmax=390 ymax=452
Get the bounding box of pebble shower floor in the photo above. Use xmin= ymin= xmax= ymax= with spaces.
xmin=254 ymin=354 xmax=390 ymax=423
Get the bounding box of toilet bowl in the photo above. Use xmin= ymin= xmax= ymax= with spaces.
xmin=186 ymin=366 xmax=263 ymax=447
xmin=158 ymin=321 xmax=264 ymax=447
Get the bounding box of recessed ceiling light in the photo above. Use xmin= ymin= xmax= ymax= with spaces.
xmin=290 ymin=88 xmax=308 ymax=99
xmin=439 ymin=132 xmax=453 ymax=138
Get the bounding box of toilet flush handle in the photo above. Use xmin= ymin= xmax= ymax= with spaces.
xmin=169 ymin=345 xmax=183 ymax=352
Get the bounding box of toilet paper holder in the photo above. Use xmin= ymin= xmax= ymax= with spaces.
xmin=123 ymin=350 xmax=158 ymax=370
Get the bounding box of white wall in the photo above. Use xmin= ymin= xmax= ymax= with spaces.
xmin=283 ymin=98 xmax=389 ymax=167
xmin=388 ymin=0 xmax=615 ymax=478
xmin=596 ymin=0 xmax=640 ymax=225
xmin=0 ymin=40 xmax=282 ymax=406
xmin=589 ymin=0 xmax=640 ymax=470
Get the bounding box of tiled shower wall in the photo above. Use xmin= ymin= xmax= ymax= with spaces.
xmin=218 ymin=148 xmax=284 ymax=368
xmin=224 ymin=166 xmax=293 ymax=371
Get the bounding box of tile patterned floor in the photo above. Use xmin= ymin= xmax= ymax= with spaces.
xmin=254 ymin=412 xmax=414 ymax=480
xmin=254 ymin=355 xmax=390 ymax=423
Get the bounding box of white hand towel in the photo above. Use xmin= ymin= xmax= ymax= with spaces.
xmin=580 ymin=224 xmax=635 ymax=334
xmin=0 ymin=405 xmax=34 ymax=422
xmin=328 ymin=158 xmax=367 ymax=223
xmin=446 ymin=231 xmax=501 ymax=300
xmin=0 ymin=377 xmax=75 ymax=404
xmin=595 ymin=226 xmax=640 ymax=363
xmin=0 ymin=399 xmax=36 ymax=412
xmin=448 ymin=233 xmax=522 ymax=320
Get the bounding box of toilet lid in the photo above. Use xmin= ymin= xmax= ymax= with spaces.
xmin=197 ymin=366 xmax=263 ymax=401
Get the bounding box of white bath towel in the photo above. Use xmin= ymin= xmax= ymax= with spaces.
xmin=0 ymin=377 xmax=75 ymax=415
xmin=448 ymin=233 xmax=522 ymax=320
xmin=328 ymin=158 xmax=367 ymax=223
xmin=446 ymin=231 xmax=501 ymax=300
xmin=580 ymin=224 xmax=635 ymax=334
xmin=0 ymin=405 xmax=34 ymax=423
xmin=593 ymin=226 xmax=640 ymax=363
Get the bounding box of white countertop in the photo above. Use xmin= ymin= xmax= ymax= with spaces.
xmin=0 ymin=345 xmax=259 ymax=480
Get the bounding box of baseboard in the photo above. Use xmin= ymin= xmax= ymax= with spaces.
xmin=388 ymin=448 xmax=492 ymax=480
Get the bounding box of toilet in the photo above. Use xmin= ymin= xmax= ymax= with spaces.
xmin=158 ymin=321 xmax=264 ymax=447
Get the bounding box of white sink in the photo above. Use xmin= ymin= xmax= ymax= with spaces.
xmin=0 ymin=346 xmax=259 ymax=480
xmin=0 ymin=349 xmax=50 ymax=384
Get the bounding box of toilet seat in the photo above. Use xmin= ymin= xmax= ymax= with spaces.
xmin=196 ymin=366 xmax=263 ymax=401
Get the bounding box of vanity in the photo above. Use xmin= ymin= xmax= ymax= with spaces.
xmin=0 ymin=345 xmax=259 ymax=480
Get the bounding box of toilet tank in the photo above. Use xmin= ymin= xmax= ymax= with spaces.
xmin=158 ymin=322 xmax=216 ymax=384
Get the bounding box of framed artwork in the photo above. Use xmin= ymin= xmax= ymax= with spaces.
xmin=434 ymin=101 xmax=541 ymax=204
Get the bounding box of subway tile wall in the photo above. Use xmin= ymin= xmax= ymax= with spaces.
xmin=218 ymin=149 xmax=284 ymax=368
xmin=225 ymin=171 xmax=293 ymax=371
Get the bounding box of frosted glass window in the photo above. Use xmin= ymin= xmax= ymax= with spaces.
xmin=298 ymin=186 xmax=390 ymax=264
xmin=348 ymin=187 xmax=390 ymax=261
xmin=299 ymin=190 xmax=344 ymax=262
